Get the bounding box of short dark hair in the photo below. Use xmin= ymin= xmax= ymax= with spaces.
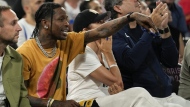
xmin=32 ymin=2 xmax=61 ymax=37
xmin=104 ymin=0 xmax=123 ymax=19
xmin=80 ymin=0 xmax=94 ymax=12
xmin=0 ymin=6 xmax=11 ymax=27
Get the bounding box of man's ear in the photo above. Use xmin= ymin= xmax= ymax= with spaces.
xmin=113 ymin=5 xmax=122 ymax=14
xmin=41 ymin=19 xmax=50 ymax=29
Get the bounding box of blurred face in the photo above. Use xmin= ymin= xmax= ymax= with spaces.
xmin=0 ymin=9 xmax=22 ymax=44
xmin=89 ymin=0 xmax=103 ymax=13
xmin=116 ymin=0 xmax=140 ymax=16
xmin=51 ymin=7 xmax=69 ymax=40
xmin=29 ymin=0 xmax=45 ymax=19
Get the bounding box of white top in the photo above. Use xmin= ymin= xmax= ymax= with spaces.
xmin=0 ymin=52 xmax=6 ymax=101
xmin=67 ymin=46 xmax=109 ymax=102
xmin=17 ymin=18 xmax=35 ymax=47
xmin=64 ymin=1 xmax=81 ymax=24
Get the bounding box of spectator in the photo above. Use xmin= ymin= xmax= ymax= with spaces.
xmin=80 ymin=0 xmax=103 ymax=13
xmin=161 ymin=0 xmax=190 ymax=43
xmin=179 ymin=0 xmax=190 ymax=32
xmin=64 ymin=0 xmax=81 ymax=31
xmin=104 ymin=0 xmax=178 ymax=97
xmin=0 ymin=5 xmax=31 ymax=107
xmin=17 ymin=0 xmax=45 ymax=47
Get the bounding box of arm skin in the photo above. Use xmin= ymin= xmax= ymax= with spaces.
xmin=84 ymin=12 xmax=157 ymax=44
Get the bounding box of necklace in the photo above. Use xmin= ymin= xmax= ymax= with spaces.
xmin=35 ymin=36 xmax=57 ymax=58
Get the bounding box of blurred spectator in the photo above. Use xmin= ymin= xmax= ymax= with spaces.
xmin=64 ymin=0 xmax=81 ymax=31
xmin=80 ymin=0 xmax=103 ymax=13
xmin=178 ymin=39 xmax=190 ymax=100
xmin=161 ymin=0 xmax=190 ymax=43
xmin=0 ymin=0 xmax=8 ymax=6
xmin=17 ymin=0 xmax=45 ymax=47
xmin=179 ymin=0 xmax=190 ymax=32
xmin=104 ymin=0 xmax=178 ymax=97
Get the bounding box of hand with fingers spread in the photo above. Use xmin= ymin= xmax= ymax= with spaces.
xmin=108 ymin=83 xmax=123 ymax=95
xmin=51 ymin=100 xmax=80 ymax=107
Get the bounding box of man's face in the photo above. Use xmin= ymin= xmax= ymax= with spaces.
xmin=89 ymin=0 xmax=103 ymax=13
xmin=50 ymin=7 xmax=69 ymax=40
xmin=0 ymin=9 xmax=22 ymax=44
xmin=115 ymin=0 xmax=140 ymax=16
xmin=29 ymin=0 xmax=45 ymax=19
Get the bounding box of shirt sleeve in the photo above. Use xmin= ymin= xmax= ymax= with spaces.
xmin=66 ymin=32 xmax=85 ymax=64
xmin=17 ymin=46 xmax=31 ymax=80
xmin=69 ymin=47 xmax=102 ymax=78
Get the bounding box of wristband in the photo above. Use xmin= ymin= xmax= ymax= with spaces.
xmin=109 ymin=64 xmax=118 ymax=68
xmin=127 ymin=12 xmax=135 ymax=22
xmin=158 ymin=27 xmax=170 ymax=34
xmin=49 ymin=99 xmax=54 ymax=107
xmin=47 ymin=98 xmax=52 ymax=107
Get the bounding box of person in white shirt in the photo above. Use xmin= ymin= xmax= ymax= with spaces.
xmin=67 ymin=9 xmax=190 ymax=107
xmin=17 ymin=0 xmax=44 ymax=47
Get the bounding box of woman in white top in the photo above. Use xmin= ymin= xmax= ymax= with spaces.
xmin=67 ymin=9 xmax=123 ymax=102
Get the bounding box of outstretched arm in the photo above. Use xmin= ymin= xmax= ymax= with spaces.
xmin=84 ymin=12 xmax=157 ymax=44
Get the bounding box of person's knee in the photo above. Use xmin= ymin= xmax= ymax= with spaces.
xmin=123 ymin=87 xmax=150 ymax=96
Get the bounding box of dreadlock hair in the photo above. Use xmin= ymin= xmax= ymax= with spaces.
xmin=32 ymin=2 xmax=61 ymax=38
xmin=104 ymin=0 xmax=123 ymax=19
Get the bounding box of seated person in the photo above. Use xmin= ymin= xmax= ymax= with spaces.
xmin=0 ymin=5 xmax=31 ymax=107
xmin=104 ymin=0 xmax=178 ymax=98
xmin=67 ymin=9 xmax=190 ymax=107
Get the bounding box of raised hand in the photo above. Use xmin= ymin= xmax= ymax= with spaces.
xmin=150 ymin=2 xmax=169 ymax=29
xmin=51 ymin=100 xmax=80 ymax=107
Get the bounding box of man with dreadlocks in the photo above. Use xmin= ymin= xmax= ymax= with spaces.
xmin=17 ymin=2 xmax=157 ymax=107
